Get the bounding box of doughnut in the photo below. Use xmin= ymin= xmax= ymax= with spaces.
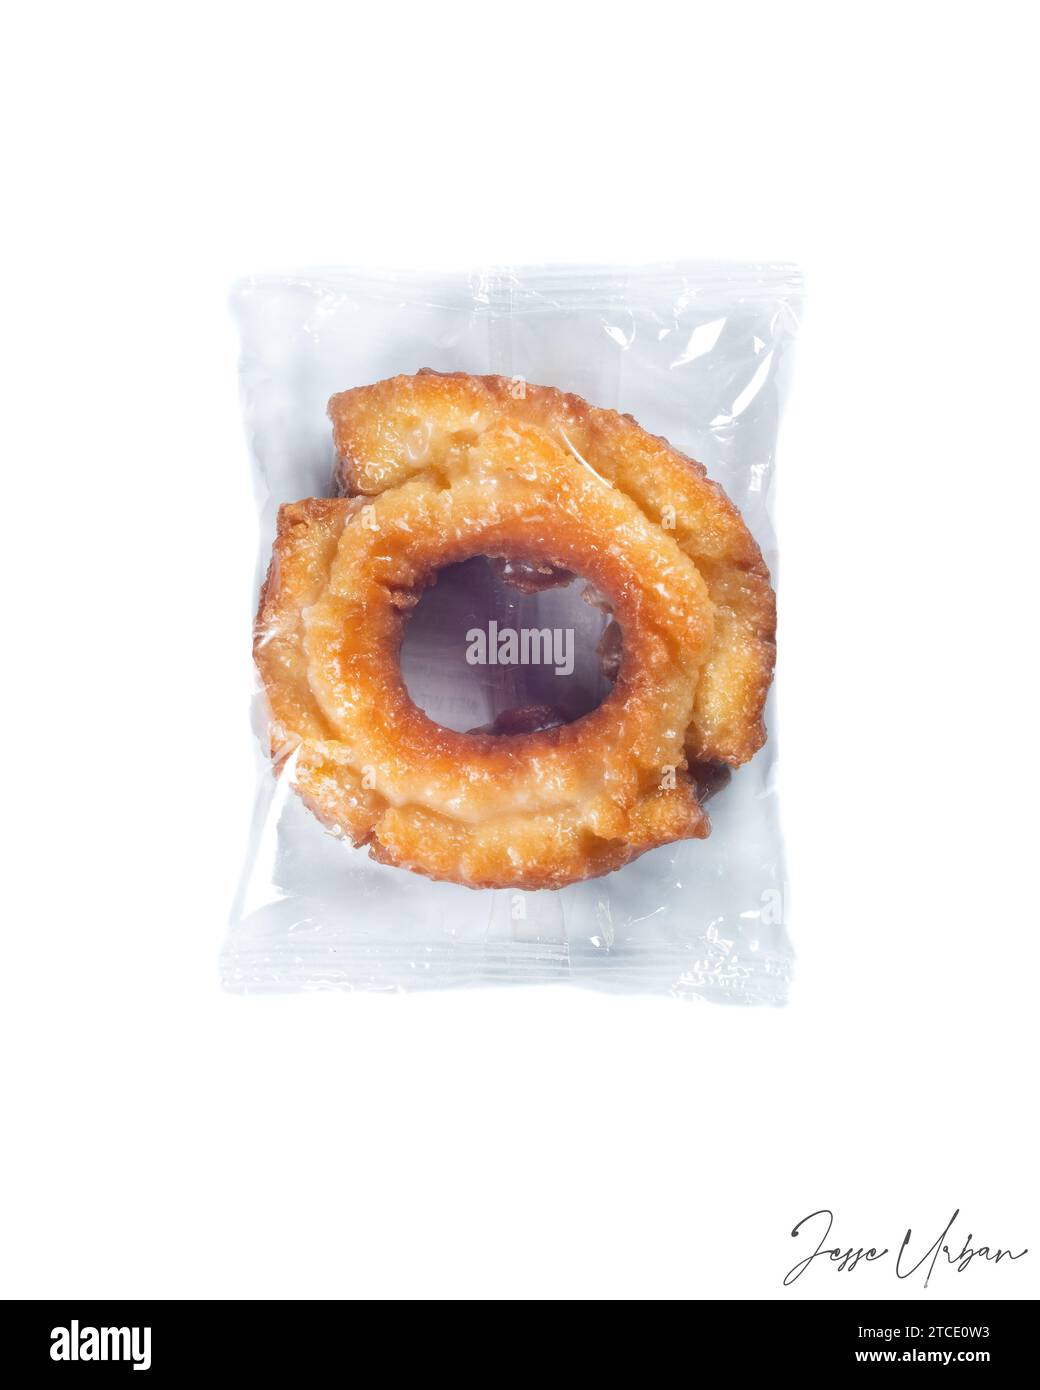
xmin=329 ymin=371 xmax=776 ymax=768
xmin=254 ymin=371 xmax=776 ymax=889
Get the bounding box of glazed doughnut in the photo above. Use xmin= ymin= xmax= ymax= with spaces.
xmin=329 ymin=371 xmax=776 ymax=767
xmin=255 ymin=416 xmax=719 ymax=889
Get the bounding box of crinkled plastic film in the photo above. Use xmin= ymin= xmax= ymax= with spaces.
xmin=224 ymin=263 xmax=802 ymax=1000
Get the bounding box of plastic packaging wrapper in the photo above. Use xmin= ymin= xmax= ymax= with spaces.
xmin=224 ymin=263 xmax=802 ymax=1000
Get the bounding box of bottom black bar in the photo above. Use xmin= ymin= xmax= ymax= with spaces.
xmin=5 ymin=1300 xmax=1036 ymax=1379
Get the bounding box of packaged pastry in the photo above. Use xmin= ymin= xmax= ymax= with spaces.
xmin=226 ymin=263 xmax=802 ymax=999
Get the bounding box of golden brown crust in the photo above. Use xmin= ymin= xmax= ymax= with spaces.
xmin=255 ymin=416 xmax=718 ymax=889
xmin=253 ymin=370 xmax=777 ymax=890
xmin=329 ymin=370 xmax=775 ymax=766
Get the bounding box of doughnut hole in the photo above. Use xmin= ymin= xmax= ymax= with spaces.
xmin=399 ymin=555 xmax=618 ymax=734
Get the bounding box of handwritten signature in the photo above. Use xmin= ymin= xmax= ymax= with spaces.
xmin=784 ymin=1209 xmax=1028 ymax=1288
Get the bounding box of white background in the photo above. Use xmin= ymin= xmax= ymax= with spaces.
xmin=2 ymin=1 xmax=1037 ymax=1300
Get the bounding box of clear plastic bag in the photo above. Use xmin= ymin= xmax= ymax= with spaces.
xmin=224 ymin=262 xmax=802 ymax=1000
